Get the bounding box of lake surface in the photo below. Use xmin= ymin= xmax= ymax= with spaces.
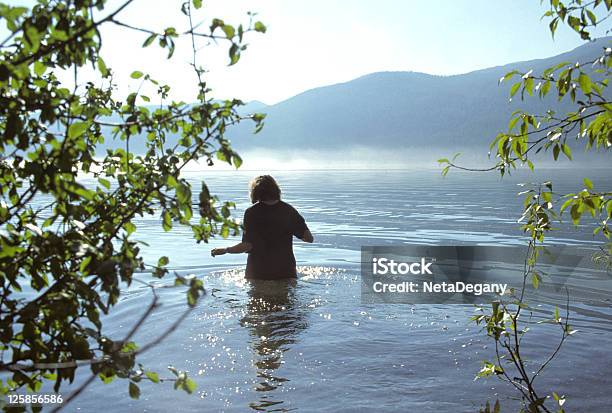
xmin=56 ymin=168 xmax=612 ymax=412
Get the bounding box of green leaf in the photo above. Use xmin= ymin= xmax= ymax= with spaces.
xmin=233 ymin=154 xmax=243 ymax=169
xmin=187 ymin=288 xmax=197 ymax=306
xmin=560 ymin=198 xmax=573 ymax=212
xmin=142 ymin=33 xmax=156 ymax=47
xmin=184 ymin=378 xmax=197 ymax=394
xmin=532 ymin=272 xmax=540 ymax=289
xmin=541 ymin=80 xmax=551 ymax=96
xmin=561 ymin=143 xmax=572 ymax=160
xmin=549 ymin=18 xmax=558 ymax=37
xmin=211 ymin=18 xmax=224 ymax=31
xmin=254 ymin=21 xmax=267 ymax=33
xmin=158 ymin=256 xmax=169 ymax=266
xmin=228 ymin=43 xmax=240 ymax=66
xmin=127 ymin=92 xmax=137 ymax=107
xmin=499 ymin=70 xmax=518 ymax=84
xmin=510 ymin=81 xmax=521 ymax=98
xmin=129 ymin=382 xmax=140 ymax=399
xmin=553 ymin=144 xmax=560 ymax=160
xmin=508 ymin=116 xmax=520 ymax=132
xmin=145 ymin=371 xmax=160 ymax=383
xmin=98 ymin=178 xmax=111 ymax=189
xmin=166 ymin=175 xmax=178 ymax=188
xmin=570 ymin=203 xmax=582 ymax=225
xmin=121 ymin=341 xmax=138 ymax=353
xmin=124 ymin=221 xmax=136 ymax=235
xmin=33 ymin=61 xmax=46 ymax=76
xmin=68 ymin=122 xmax=88 ymax=139
xmin=131 ymin=70 xmax=144 ymax=79
xmin=524 ymin=77 xmax=534 ymax=96
xmin=187 ymin=278 xmax=205 ymax=306
xmin=584 ymin=177 xmax=593 ymax=190
xmin=568 ymin=15 xmax=581 ymax=31
xmin=166 ymin=38 xmax=176 ymax=58
xmin=578 ymin=72 xmax=592 ymax=94
xmin=100 ymin=373 xmax=115 ymax=384
xmin=162 ymin=210 xmax=172 ymax=231
xmin=222 ymin=24 xmax=235 ymax=38
xmin=98 ymin=57 xmax=109 ymax=76
xmin=176 ymin=183 xmax=192 ymax=204
xmin=193 ymin=0 xmax=202 ymax=9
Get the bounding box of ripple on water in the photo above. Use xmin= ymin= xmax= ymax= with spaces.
xmin=58 ymin=169 xmax=612 ymax=412
xmin=67 ymin=261 xmax=612 ymax=412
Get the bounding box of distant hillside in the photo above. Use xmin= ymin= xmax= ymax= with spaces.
xmin=227 ymin=37 xmax=610 ymax=153
xmin=98 ymin=38 xmax=611 ymax=159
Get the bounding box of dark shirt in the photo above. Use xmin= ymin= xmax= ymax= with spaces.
xmin=241 ymin=200 xmax=308 ymax=279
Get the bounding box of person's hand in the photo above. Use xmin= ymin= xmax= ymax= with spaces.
xmin=211 ymin=248 xmax=227 ymax=257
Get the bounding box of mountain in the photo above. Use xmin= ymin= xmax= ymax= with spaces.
xmin=227 ymin=37 xmax=611 ymax=154
xmin=96 ymin=38 xmax=610 ymax=166
xmin=238 ymin=100 xmax=268 ymax=114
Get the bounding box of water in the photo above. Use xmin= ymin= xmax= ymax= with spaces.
xmin=32 ymin=169 xmax=612 ymax=411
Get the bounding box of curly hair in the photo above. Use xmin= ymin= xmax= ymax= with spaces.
xmin=249 ymin=175 xmax=281 ymax=203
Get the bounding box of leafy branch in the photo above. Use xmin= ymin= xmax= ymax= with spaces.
xmin=440 ymin=1 xmax=611 ymax=411
xmin=0 ymin=0 xmax=267 ymax=409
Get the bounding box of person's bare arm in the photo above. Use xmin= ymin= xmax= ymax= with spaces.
xmin=301 ymin=229 xmax=314 ymax=243
xmin=211 ymin=241 xmax=252 ymax=257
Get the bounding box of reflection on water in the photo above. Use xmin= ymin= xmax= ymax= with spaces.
xmin=240 ymin=279 xmax=308 ymax=411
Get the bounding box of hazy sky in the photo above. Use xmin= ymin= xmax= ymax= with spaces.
xmin=5 ymin=0 xmax=611 ymax=104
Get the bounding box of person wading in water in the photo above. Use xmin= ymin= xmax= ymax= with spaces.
xmin=211 ymin=175 xmax=314 ymax=279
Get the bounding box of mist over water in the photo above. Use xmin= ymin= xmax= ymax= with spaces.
xmin=183 ymin=147 xmax=612 ymax=171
